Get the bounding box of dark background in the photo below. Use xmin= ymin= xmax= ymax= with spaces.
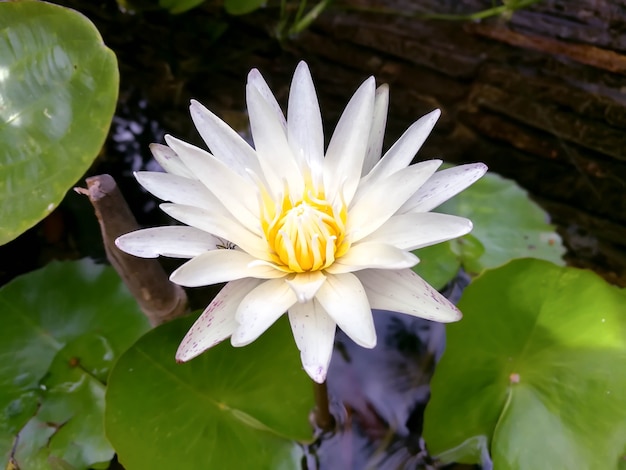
xmin=3 ymin=0 xmax=626 ymax=287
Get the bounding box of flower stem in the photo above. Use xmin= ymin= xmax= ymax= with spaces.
xmin=312 ymin=380 xmax=335 ymax=432
xmin=76 ymin=174 xmax=188 ymax=326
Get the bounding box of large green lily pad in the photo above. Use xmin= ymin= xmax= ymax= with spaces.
xmin=106 ymin=314 xmax=313 ymax=469
xmin=414 ymin=171 xmax=565 ymax=289
xmin=0 ymin=1 xmax=118 ymax=245
xmin=0 ymin=260 xmax=150 ymax=469
xmin=423 ymin=259 xmax=626 ymax=469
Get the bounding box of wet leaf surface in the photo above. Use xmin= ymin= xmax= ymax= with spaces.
xmin=0 ymin=1 xmax=118 ymax=244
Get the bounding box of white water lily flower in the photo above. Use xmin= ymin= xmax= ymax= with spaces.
xmin=116 ymin=61 xmax=487 ymax=383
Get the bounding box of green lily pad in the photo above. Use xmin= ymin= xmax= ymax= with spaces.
xmin=0 ymin=1 xmax=118 ymax=245
xmin=106 ymin=314 xmax=313 ymax=469
xmin=0 ymin=259 xmax=150 ymax=469
xmin=423 ymin=259 xmax=626 ymax=469
xmin=413 ymin=171 xmax=565 ymax=289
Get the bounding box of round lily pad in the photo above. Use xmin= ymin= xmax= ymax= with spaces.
xmin=105 ymin=315 xmax=314 ymax=469
xmin=423 ymin=259 xmax=626 ymax=469
xmin=0 ymin=1 xmax=118 ymax=245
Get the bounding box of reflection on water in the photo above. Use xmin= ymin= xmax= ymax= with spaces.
xmin=303 ymin=273 xmax=469 ymax=469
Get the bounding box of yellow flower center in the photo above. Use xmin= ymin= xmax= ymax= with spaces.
xmin=262 ymin=189 xmax=349 ymax=273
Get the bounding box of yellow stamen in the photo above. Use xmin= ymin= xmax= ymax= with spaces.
xmin=262 ymin=186 xmax=349 ymax=273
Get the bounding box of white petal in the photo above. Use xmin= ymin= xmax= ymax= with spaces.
xmin=247 ymin=69 xmax=287 ymax=131
xmin=135 ymin=171 xmax=221 ymax=210
xmin=326 ymin=242 xmax=418 ymax=274
xmin=247 ymin=84 xmax=304 ymax=198
xmin=400 ymin=163 xmax=488 ymax=213
xmin=164 ymin=135 xmax=261 ymax=234
xmin=176 ymin=278 xmax=262 ymax=362
xmin=231 ymin=279 xmax=297 ymax=346
xmin=149 ymin=143 xmax=197 ymax=179
xmin=287 ymin=61 xmax=324 ymax=188
xmin=288 ymin=300 xmax=336 ymax=383
xmin=356 ymin=269 xmax=462 ymax=322
xmin=286 ymin=271 xmax=327 ymax=303
xmin=348 ymin=160 xmax=442 ymax=242
xmin=189 ymin=99 xmax=263 ymax=180
xmin=323 ymin=77 xmax=376 ymax=204
xmin=360 ymin=212 xmax=473 ymax=250
xmin=363 ymin=109 xmax=440 ymax=187
xmin=160 ymin=203 xmax=268 ymax=260
xmin=315 ymin=273 xmax=376 ymax=348
xmin=362 ymin=84 xmax=389 ymax=176
xmin=115 ymin=226 xmax=220 ymax=258
xmin=170 ymin=249 xmax=286 ymax=287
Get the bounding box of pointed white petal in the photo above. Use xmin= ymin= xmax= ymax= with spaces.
xmin=170 ymin=249 xmax=286 ymax=287
xmin=288 ymin=301 xmax=336 ymax=383
xmin=360 ymin=212 xmax=473 ymax=250
xmin=149 ymin=143 xmax=197 ymax=179
xmin=326 ymin=242 xmax=418 ymax=274
xmin=247 ymin=69 xmax=287 ymax=131
xmin=400 ymin=163 xmax=488 ymax=213
xmin=247 ymin=84 xmax=304 ymax=198
xmin=363 ymin=109 xmax=440 ymax=186
xmin=176 ymin=278 xmax=262 ymax=362
xmin=135 ymin=171 xmax=222 ymax=210
xmin=231 ymin=279 xmax=296 ymax=346
xmin=115 ymin=226 xmax=220 ymax=258
xmin=356 ymin=269 xmax=462 ymax=322
xmin=164 ymin=135 xmax=261 ymax=233
xmin=315 ymin=273 xmax=376 ymax=348
xmin=323 ymin=77 xmax=376 ymax=204
xmin=362 ymin=84 xmax=389 ymax=175
xmin=287 ymin=61 xmax=324 ymax=186
xmin=286 ymin=271 xmax=327 ymax=303
xmin=348 ymin=160 xmax=442 ymax=242
xmin=189 ymin=99 xmax=263 ymax=180
xmin=160 ymin=203 xmax=268 ymax=260
xmin=247 ymin=258 xmax=291 ymax=273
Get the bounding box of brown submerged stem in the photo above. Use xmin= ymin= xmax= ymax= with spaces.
xmin=312 ymin=380 xmax=335 ymax=433
xmin=77 ymin=174 xmax=188 ymax=326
